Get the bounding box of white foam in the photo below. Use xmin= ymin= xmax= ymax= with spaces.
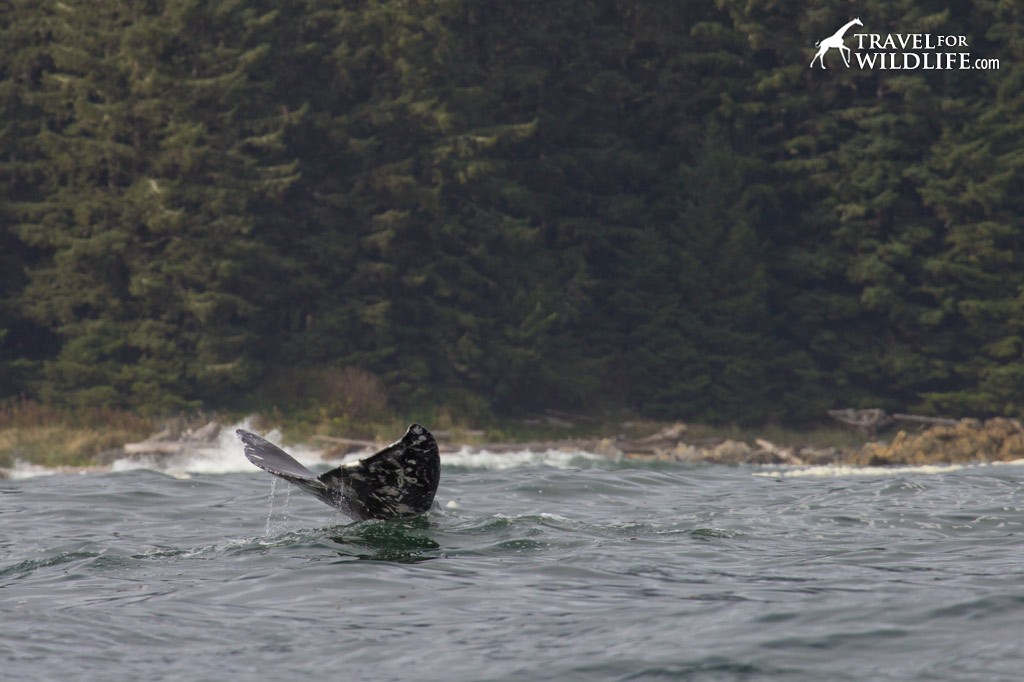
xmin=109 ymin=417 xmax=326 ymax=476
xmin=10 ymin=422 xmax=1024 ymax=480
xmin=4 ymin=428 xmax=606 ymax=480
xmin=3 ymin=460 xmax=59 ymax=480
xmin=754 ymin=458 xmax=1024 ymax=479
xmin=439 ymin=446 xmax=606 ymax=470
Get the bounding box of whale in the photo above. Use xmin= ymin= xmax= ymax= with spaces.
xmin=236 ymin=424 xmax=440 ymax=521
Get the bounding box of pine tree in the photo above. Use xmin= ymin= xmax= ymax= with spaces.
xmin=9 ymin=0 xmax=298 ymax=411
xmin=0 ymin=0 xmax=61 ymax=398
xmin=618 ymin=135 xmax=784 ymax=422
xmin=274 ymin=0 xmax=560 ymax=414
xmin=910 ymin=2 xmax=1024 ymax=415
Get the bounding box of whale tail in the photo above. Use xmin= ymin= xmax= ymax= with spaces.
xmin=237 ymin=424 xmax=440 ymax=521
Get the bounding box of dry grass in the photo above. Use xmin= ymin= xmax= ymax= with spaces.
xmin=318 ymin=366 xmax=390 ymax=421
xmin=253 ymin=365 xmax=394 ymax=441
xmin=681 ymin=422 xmax=870 ymax=450
xmin=0 ymin=400 xmax=154 ymax=468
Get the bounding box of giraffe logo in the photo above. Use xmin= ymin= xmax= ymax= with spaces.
xmin=810 ymin=18 xmax=864 ymax=69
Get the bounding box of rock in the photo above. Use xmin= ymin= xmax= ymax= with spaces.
xmin=671 ymin=443 xmax=703 ymax=462
xmin=855 ymin=417 xmax=1024 ymax=465
xmin=1000 ymin=432 xmax=1024 ymax=459
xmin=797 ymin=447 xmax=840 ymax=465
xmin=701 ymin=439 xmax=753 ymax=464
xmin=592 ymin=438 xmax=623 ymax=459
xmin=623 ymin=451 xmax=676 ymax=462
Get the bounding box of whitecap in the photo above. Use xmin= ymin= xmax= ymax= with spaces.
xmin=439 ymin=446 xmax=606 ymax=470
xmin=753 ymin=459 xmax=1024 ymax=478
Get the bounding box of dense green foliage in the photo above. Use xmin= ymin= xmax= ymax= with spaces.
xmin=2 ymin=0 xmax=1022 ymax=423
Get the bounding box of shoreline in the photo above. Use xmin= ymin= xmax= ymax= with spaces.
xmin=5 ymin=417 xmax=1024 ymax=479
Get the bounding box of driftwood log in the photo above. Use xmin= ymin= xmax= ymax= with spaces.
xmin=891 ymin=413 xmax=960 ymax=427
xmin=827 ymin=409 xmax=961 ymax=438
xmin=311 ymin=435 xmax=379 ymax=448
xmin=826 ymin=408 xmax=894 ymax=438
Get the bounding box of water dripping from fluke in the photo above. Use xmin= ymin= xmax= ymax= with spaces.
xmin=264 ymin=477 xmax=278 ymax=536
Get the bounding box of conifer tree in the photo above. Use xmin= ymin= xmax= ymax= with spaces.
xmin=0 ymin=0 xmax=59 ymax=397
xmin=910 ymin=2 xmax=1024 ymax=415
xmin=10 ymin=0 xmax=298 ymax=411
xmin=3 ymin=0 xmax=1024 ymax=423
xmin=620 ymin=136 xmax=783 ymax=421
xmin=278 ymin=0 xmax=560 ymax=413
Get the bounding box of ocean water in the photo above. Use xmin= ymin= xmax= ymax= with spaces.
xmin=2 ymin=430 xmax=1022 ymax=682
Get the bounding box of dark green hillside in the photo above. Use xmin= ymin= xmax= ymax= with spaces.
xmin=2 ymin=1 xmax=1021 ymax=424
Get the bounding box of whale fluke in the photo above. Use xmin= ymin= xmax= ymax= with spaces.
xmin=237 ymin=424 xmax=440 ymax=521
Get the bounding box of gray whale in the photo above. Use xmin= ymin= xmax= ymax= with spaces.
xmin=237 ymin=424 xmax=440 ymax=521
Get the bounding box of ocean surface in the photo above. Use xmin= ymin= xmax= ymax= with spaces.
xmin=2 ymin=426 xmax=1022 ymax=681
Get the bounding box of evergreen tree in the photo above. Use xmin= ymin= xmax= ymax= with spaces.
xmin=0 ymin=0 xmax=59 ymax=398
xmin=618 ymin=136 xmax=783 ymax=422
xmin=9 ymin=0 xmax=298 ymax=411
xmin=279 ymin=0 xmax=563 ymax=414
xmin=714 ymin=0 xmax=994 ymax=416
xmin=910 ymin=2 xmax=1024 ymax=415
xmin=2 ymin=0 xmax=1024 ymax=423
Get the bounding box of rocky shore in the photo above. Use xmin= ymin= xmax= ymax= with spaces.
xmin=4 ymin=417 xmax=1024 ymax=479
xmin=853 ymin=417 xmax=1024 ymax=466
xmin=99 ymin=417 xmax=1024 ymax=468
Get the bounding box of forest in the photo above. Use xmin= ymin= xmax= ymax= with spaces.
xmin=2 ymin=0 xmax=1023 ymax=426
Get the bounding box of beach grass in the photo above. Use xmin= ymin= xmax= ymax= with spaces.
xmin=0 ymin=401 xmax=154 ymax=468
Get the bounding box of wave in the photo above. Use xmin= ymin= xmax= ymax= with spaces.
xmin=108 ymin=417 xmax=325 ymax=477
xmin=2 ymin=421 xmax=612 ymax=480
xmin=441 ymin=446 xmax=608 ymax=470
xmin=754 ymin=459 xmax=1024 ymax=478
xmin=6 ymin=418 xmax=1024 ymax=479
